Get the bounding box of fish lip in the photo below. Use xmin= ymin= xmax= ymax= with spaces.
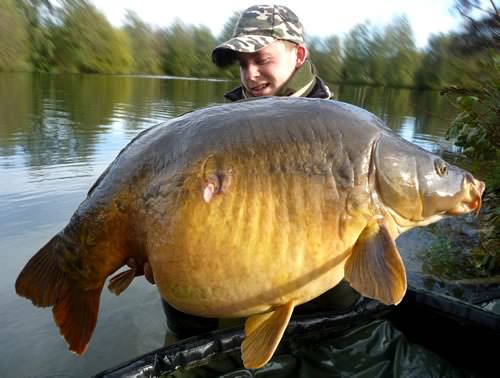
xmin=471 ymin=180 xmax=485 ymax=216
xmin=447 ymin=179 xmax=485 ymax=216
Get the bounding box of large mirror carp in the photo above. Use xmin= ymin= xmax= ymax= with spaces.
xmin=16 ymin=97 xmax=485 ymax=368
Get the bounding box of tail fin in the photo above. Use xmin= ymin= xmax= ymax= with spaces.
xmin=15 ymin=234 xmax=102 ymax=355
xmin=53 ymin=285 xmax=101 ymax=355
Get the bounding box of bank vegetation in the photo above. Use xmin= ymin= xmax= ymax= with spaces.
xmin=0 ymin=0 xmax=496 ymax=90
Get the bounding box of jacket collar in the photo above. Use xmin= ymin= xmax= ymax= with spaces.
xmin=224 ymin=68 xmax=332 ymax=101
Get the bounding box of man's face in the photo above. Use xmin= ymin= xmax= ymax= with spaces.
xmin=237 ymin=41 xmax=302 ymax=97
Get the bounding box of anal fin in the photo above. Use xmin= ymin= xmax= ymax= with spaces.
xmin=244 ymin=311 xmax=273 ymax=336
xmin=241 ymin=300 xmax=295 ymax=369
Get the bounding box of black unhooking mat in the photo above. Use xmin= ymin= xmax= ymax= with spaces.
xmin=95 ymin=286 xmax=500 ymax=378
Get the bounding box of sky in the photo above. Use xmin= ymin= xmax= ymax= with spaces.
xmin=95 ymin=0 xmax=464 ymax=49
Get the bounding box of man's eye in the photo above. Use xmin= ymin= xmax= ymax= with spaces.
xmin=257 ymin=58 xmax=270 ymax=64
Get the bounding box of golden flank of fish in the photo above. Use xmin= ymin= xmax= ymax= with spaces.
xmin=15 ymin=97 xmax=485 ymax=369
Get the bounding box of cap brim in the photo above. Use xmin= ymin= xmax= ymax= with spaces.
xmin=212 ymin=35 xmax=276 ymax=67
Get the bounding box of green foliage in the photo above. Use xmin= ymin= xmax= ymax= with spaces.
xmin=308 ymin=35 xmax=343 ymax=83
xmin=0 ymin=0 xmax=29 ymax=71
xmin=213 ymin=11 xmax=241 ymax=79
xmin=53 ymin=0 xmax=132 ymax=74
xmin=452 ymin=0 xmax=499 ymax=54
xmin=438 ymin=0 xmax=500 ymax=279
xmin=342 ymin=23 xmax=374 ymax=84
xmin=340 ymin=17 xmax=419 ymax=87
xmin=470 ymin=212 xmax=500 ymax=277
xmin=465 ymin=161 xmax=500 ymax=278
xmin=442 ymin=1 xmax=499 ymax=158
xmin=420 ymin=234 xmax=463 ymax=279
xmin=421 ymin=230 xmax=499 ymax=280
xmin=160 ymin=22 xmax=220 ymax=78
xmin=365 ymin=32 xmax=385 ymax=86
xmin=161 ymin=22 xmax=197 ymax=77
xmin=418 ymin=0 xmax=499 ymax=278
xmin=217 ymin=11 xmax=240 ymax=44
xmin=0 ymin=0 xmax=497 ymax=89
xmin=123 ymin=10 xmax=162 ymax=74
xmin=443 ymin=52 xmax=500 ymax=159
xmin=192 ymin=26 xmax=220 ymax=78
xmin=414 ymin=34 xmax=450 ymax=89
xmin=381 ymin=16 xmax=418 ymax=87
xmin=416 ymin=0 xmax=499 ymax=89
xmin=445 ymin=94 xmax=497 ymax=159
xmin=17 ymin=0 xmax=55 ymax=71
xmin=441 ymin=68 xmax=499 ymax=280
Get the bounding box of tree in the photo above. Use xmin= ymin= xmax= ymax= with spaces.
xmin=451 ymin=0 xmax=499 ymax=54
xmin=160 ymin=21 xmax=220 ymax=78
xmin=123 ymin=10 xmax=162 ymax=74
xmin=0 ymin=0 xmax=29 ymax=71
xmin=414 ymin=34 xmax=450 ymax=88
xmin=442 ymin=1 xmax=499 ymax=276
xmin=442 ymin=0 xmax=499 ymax=157
xmin=214 ymin=11 xmax=241 ymax=79
xmin=308 ymin=35 xmax=343 ymax=83
xmin=365 ymin=29 xmax=386 ymax=86
xmin=341 ymin=23 xmax=374 ymax=84
xmin=17 ymin=0 xmax=55 ymax=71
xmin=161 ymin=21 xmax=197 ymax=77
xmin=192 ymin=26 xmax=218 ymax=78
xmin=217 ymin=11 xmax=240 ymax=44
xmin=53 ymin=0 xmax=132 ymax=74
xmin=381 ymin=16 xmax=418 ymax=87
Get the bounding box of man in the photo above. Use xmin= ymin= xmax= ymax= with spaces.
xmin=212 ymin=4 xmax=332 ymax=101
xmin=141 ymin=4 xmax=361 ymax=340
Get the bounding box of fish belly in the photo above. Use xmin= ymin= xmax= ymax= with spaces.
xmin=144 ymin=151 xmax=366 ymax=318
xmin=148 ymin=186 xmax=355 ymax=317
xmin=152 ymin=240 xmax=349 ymax=318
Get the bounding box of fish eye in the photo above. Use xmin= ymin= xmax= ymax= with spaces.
xmin=434 ymin=160 xmax=448 ymax=176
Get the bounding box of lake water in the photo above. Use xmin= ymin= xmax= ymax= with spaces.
xmin=0 ymin=72 xmax=467 ymax=377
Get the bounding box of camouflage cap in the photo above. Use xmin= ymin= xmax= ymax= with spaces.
xmin=212 ymin=4 xmax=305 ymax=67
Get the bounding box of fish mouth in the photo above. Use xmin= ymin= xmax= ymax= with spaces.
xmin=471 ymin=180 xmax=485 ymax=215
xmin=447 ymin=179 xmax=485 ymax=216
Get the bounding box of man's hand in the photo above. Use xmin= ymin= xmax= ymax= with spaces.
xmin=126 ymin=258 xmax=155 ymax=284
xmin=143 ymin=261 xmax=155 ymax=284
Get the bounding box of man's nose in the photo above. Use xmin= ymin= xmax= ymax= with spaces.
xmin=244 ymin=64 xmax=259 ymax=81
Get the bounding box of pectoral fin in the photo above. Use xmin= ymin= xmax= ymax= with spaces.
xmin=345 ymin=222 xmax=406 ymax=305
xmin=241 ymin=300 xmax=295 ymax=369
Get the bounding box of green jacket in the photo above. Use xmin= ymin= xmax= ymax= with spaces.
xmin=224 ymin=60 xmax=333 ymax=101
xmin=224 ymin=76 xmax=333 ymax=101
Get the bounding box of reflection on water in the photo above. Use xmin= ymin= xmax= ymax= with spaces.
xmin=333 ymin=84 xmax=458 ymax=153
xmin=0 ymin=72 xmax=463 ymax=377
